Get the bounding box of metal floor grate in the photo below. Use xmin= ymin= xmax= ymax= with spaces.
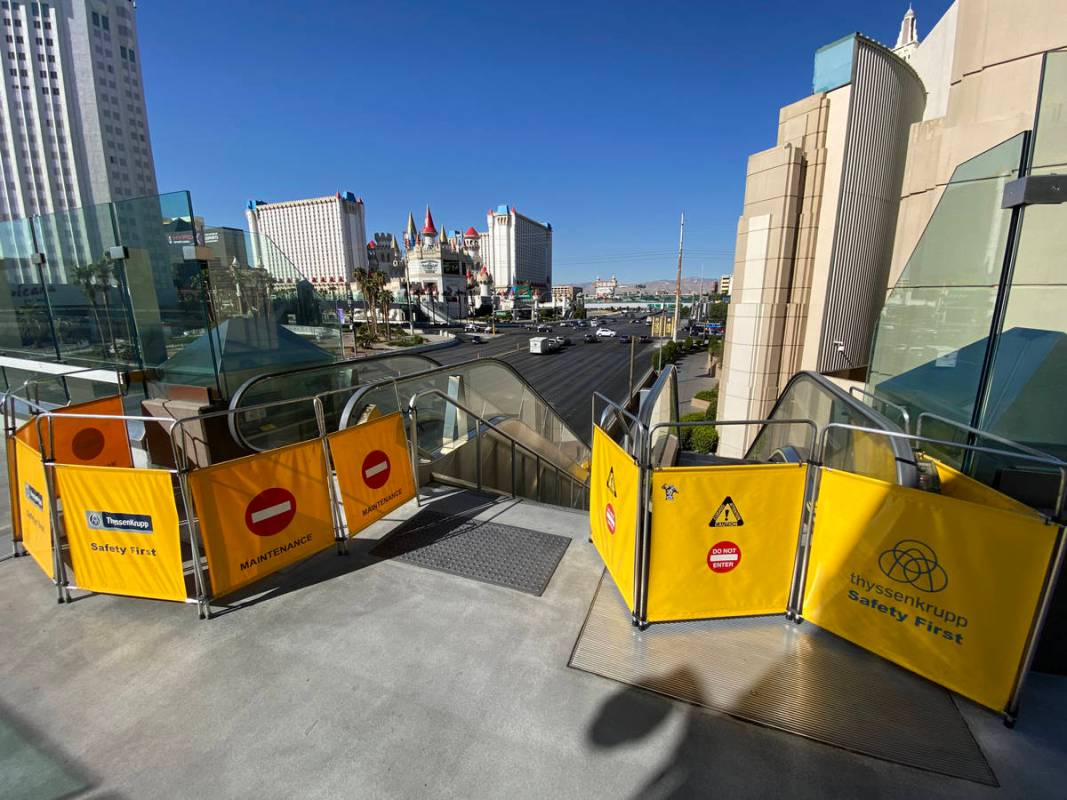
xmin=372 ymin=510 xmax=570 ymax=596
xmin=569 ymin=574 xmax=996 ymax=785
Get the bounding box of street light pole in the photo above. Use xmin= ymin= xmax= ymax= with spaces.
xmin=672 ymin=211 xmax=685 ymax=342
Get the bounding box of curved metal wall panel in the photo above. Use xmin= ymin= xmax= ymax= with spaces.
xmin=818 ymin=39 xmax=926 ymax=373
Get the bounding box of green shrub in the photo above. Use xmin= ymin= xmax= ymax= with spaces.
xmin=677 ymin=412 xmax=706 ymax=450
xmin=690 ymin=424 xmax=719 ymax=454
xmin=694 ymin=388 xmax=717 ymax=404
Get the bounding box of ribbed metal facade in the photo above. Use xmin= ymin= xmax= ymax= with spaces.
xmin=818 ymin=38 xmax=926 ymax=373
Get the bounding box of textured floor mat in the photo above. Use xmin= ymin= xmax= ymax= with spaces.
xmin=569 ymin=574 xmax=996 ymax=785
xmin=372 ymin=510 xmax=570 ymax=595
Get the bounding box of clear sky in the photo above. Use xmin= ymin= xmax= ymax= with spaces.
xmin=138 ymin=0 xmax=952 ymax=285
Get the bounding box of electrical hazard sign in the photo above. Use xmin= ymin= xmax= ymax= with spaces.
xmin=189 ymin=439 xmax=336 ymax=598
xmin=606 ymin=467 xmax=617 ymax=498
xmin=710 ymin=496 xmax=744 ymax=527
xmin=328 ymin=413 xmax=416 ymax=538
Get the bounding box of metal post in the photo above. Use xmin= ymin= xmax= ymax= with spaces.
xmin=409 ymin=405 xmax=422 ymax=507
xmin=510 ymin=439 xmax=517 ymax=497
xmin=176 ymin=467 xmax=210 ymax=620
xmin=475 ymin=420 xmax=483 ymax=493
xmin=314 ymin=397 xmax=347 ymax=554
xmin=40 ymin=458 xmax=67 ymax=603
xmin=787 ymin=462 xmax=820 ymax=621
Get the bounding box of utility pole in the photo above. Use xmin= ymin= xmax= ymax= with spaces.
xmin=697 ymin=262 xmax=704 ymax=324
xmin=404 ymin=254 xmax=415 ymax=336
xmin=672 ymin=211 xmax=685 ymax=342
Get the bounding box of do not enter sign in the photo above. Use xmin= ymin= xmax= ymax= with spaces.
xmin=707 ymin=540 xmax=741 ymax=573
xmin=605 ymin=503 xmax=616 ymax=535
xmin=362 ymin=450 xmax=391 ymax=490
xmin=245 ymin=487 xmax=297 ymax=537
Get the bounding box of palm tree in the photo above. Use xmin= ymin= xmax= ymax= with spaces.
xmin=378 ymin=287 xmax=393 ymax=342
xmin=353 ymin=267 xmax=378 ymax=339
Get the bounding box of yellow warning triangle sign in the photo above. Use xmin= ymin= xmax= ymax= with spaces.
xmin=710 ymin=496 xmax=743 ymax=527
xmin=606 ymin=467 xmax=617 ymax=498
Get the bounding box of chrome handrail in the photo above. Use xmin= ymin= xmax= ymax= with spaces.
xmin=916 ymin=410 xmax=1065 ymax=467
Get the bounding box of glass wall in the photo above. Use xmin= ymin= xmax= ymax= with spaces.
xmin=0 ymin=191 xmax=349 ymax=401
xmin=868 ymin=133 xmax=1024 ymax=456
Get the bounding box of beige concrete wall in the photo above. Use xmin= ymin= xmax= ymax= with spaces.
xmin=889 ymin=0 xmax=1067 ymax=289
xmin=717 ymin=93 xmax=835 ymax=457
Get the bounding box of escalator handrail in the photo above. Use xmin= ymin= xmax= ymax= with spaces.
xmin=227 ymin=351 xmax=441 ymax=451
xmin=341 ymin=356 xmax=590 ymax=450
xmin=849 ymin=385 xmax=911 ymax=434
xmin=749 ymin=370 xmax=917 ymax=487
xmin=820 ymin=422 xmax=1067 ymax=522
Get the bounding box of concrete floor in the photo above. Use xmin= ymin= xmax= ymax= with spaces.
xmin=2 ymin=473 xmax=1067 ymax=798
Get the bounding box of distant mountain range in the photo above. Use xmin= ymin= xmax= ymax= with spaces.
xmin=576 ymin=276 xmax=724 ymax=294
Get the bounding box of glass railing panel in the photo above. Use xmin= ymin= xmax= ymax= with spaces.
xmin=0 ymin=216 xmax=57 ymax=362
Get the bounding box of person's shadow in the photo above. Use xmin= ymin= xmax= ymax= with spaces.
xmin=587 ymin=667 xmax=709 ymax=799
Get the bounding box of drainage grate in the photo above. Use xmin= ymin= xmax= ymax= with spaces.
xmin=372 ymin=510 xmax=570 ymax=596
xmin=569 ymin=574 xmax=996 ymax=785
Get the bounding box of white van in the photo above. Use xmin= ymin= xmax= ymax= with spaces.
xmin=529 ymin=336 xmax=560 ymax=354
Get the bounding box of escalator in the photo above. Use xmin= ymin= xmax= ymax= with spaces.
xmin=228 ymin=354 xmax=591 ymax=510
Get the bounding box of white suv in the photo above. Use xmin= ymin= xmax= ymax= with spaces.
xmin=596 ymin=328 xmax=616 ymax=338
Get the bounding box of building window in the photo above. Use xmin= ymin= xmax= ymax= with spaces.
xmin=101 ymin=14 xmax=109 ymax=31
xmin=91 ymin=11 xmax=98 ymax=27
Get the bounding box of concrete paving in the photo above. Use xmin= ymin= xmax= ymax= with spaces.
xmin=2 ymin=462 xmax=1067 ymax=797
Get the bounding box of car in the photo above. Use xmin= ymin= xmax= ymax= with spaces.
xmin=596 ymin=328 xmax=616 ymax=338
xmin=618 ymin=334 xmax=632 ymax=344
xmin=536 ymin=324 xmax=551 ymax=333
xmin=464 ymin=322 xmax=481 ymax=332
xmin=583 ymin=333 xmax=597 ymax=343
xmin=553 ymin=336 xmax=573 ymax=347
xmin=639 ymin=334 xmax=652 ymax=343
xmin=468 ymin=334 xmax=484 ymax=344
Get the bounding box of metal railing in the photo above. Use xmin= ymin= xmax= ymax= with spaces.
xmin=408 ymin=388 xmax=589 ymax=509
xmin=849 ymin=385 xmax=911 ymax=434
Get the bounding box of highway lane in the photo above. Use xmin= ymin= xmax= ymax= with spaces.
xmin=431 ymin=315 xmax=661 ymax=442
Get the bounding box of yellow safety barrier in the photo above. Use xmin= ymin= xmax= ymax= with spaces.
xmin=29 ymin=395 xmax=133 ymax=467
xmin=803 ymin=467 xmax=1059 ymax=712
xmin=56 ymin=465 xmax=186 ymax=602
xmin=328 ymin=412 xmax=416 ymax=537
xmin=646 ymin=462 xmax=807 ymax=622
xmin=589 ymin=425 xmax=640 ymax=609
xmin=189 ymin=439 xmax=336 ymax=598
xmin=13 ymin=437 xmax=53 ymax=579
xmin=929 ymin=456 xmax=1040 ymax=516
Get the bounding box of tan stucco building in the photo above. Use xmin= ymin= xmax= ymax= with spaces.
xmin=717 ymin=1 xmax=1067 ymax=457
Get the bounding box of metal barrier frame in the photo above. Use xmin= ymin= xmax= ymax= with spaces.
xmin=806 ymin=421 xmax=1067 ymax=724
xmin=590 ymin=392 xmax=648 ymax=626
xmin=640 ymin=417 xmax=819 ymax=628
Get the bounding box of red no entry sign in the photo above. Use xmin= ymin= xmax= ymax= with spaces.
xmin=245 ymin=487 xmax=297 ymax=537
xmin=605 ymin=503 xmax=616 ymax=535
xmin=707 ymin=540 xmax=741 ymax=573
xmin=362 ymin=450 xmax=391 ymax=490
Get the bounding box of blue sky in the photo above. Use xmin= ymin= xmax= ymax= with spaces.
xmin=138 ymin=0 xmax=952 ymax=284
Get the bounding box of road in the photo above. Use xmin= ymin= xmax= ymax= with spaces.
xmin=430 ymin=314 xmax=661 ymax=442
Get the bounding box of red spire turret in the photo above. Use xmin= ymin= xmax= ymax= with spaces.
xmin=422 ymin=205 xmax=437 ymax=235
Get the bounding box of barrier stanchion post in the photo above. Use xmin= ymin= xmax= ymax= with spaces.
xmin=2 ymin=393 xmax=22 ymax=561
xmin=408 ymin=404 xmax=422 ymax=507
xmin=313 ymin=397 xmax=348 ymax=555
xmin=170 ymin=419 xmax=211 ymax=620
xmin=35 ymin=415 xmax=68 ymax=603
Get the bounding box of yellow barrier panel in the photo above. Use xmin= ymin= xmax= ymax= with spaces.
xmin=327 ymin=412 xmax=415 ymax=537
xmin=647 ymin=463 xmax=806 ymax=622
xmin=929 ymin=456 xmax=1041 ymax=517
xmin=56 ymin=465 xmax=186 ymax=602
xmin=589 ymin=426 xmax=640 ymax=609
xmin=13 ymin=438 xmax=52 ymax=579
xmin=189 ymin=439 xmax=335 ymax=598
xmin=48 ymin=395 xmax=133 ymax=468
xmin=804 ymin=468 xmax=1058 ymax=712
